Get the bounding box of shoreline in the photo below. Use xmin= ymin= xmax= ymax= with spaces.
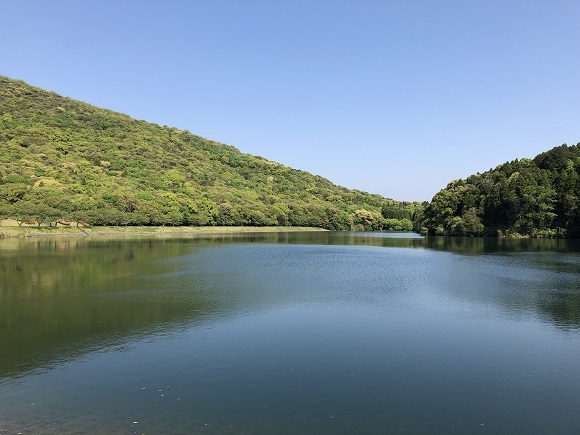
xmin=0 ymin=224 xmax=327 ymax=239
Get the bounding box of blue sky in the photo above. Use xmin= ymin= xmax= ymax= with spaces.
xmin=2 ymin=1 xmax=579 ymax=201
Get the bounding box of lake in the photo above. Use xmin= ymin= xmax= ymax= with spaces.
xmin=1 ymin=232 xmax=580 ymax=434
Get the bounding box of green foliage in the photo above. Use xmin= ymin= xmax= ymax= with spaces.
xmin=0 ymin=76 xmax=422 ymax=231
xmin=422 ymin=144 xmax=580 ymax=237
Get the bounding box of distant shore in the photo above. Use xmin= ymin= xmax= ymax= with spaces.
xmin=0 ymin=221 xmax=326 ymax=239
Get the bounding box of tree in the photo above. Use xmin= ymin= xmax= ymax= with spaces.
xmin=134 ymin=200 xmax=164 ymax=225
xmin=0 ymin=203 xmax=12 ymax=223
xmin=31 ymin=203 xmax=62 ymax=227
xmin=9 ymin=202 xmax=36 ymax=226
xmin=462 ymin=208 xmax=484 ymax=236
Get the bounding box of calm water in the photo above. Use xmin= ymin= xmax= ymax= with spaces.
xmin=1 ymin=232 xmax=580 ymax=434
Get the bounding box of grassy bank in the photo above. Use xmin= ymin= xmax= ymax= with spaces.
xmin=0 ymin=221 xmax=326 ymax=239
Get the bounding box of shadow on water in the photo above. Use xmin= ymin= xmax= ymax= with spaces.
xmin=1 ymin=232 xmax=580 ymax=381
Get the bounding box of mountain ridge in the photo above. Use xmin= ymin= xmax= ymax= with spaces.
xmin=0 ymin=75 xmax=422 ymax=231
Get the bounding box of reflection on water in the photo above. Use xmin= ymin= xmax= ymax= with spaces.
xmin=2 ymin=232 xmax=580 ymax=379
xmin=1 ymin=232 xmax=580 ymax=433
xmin=0 ymin=237 xmax=218 ymax=378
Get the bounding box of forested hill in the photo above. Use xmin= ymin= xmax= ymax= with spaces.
xmin=0 ymin=76 xmax=423 ymax=230
xmin=422 ymin=144 xmax=580 ymax=237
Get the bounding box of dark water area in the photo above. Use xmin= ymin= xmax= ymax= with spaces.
xmin=1 ymin=232 xmax=580 ymax=433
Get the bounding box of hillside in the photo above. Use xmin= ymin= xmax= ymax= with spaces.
xmin=422 ymin=144 xmax=580 ymax=237
xmin=0 ymin=76 xmax=422 ymax=231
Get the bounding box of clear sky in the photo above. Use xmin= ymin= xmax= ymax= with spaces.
xmin=2 ymin=1 xmax=579 ymax=201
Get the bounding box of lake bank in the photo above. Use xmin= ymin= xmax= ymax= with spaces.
xmin=0 ymin=222 xmax=326 ymax=238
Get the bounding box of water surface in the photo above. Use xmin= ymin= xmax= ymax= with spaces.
xmin=1 ymin=232 xmax=579 ymax=433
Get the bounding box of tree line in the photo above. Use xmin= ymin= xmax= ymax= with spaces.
xmin=7 ymin=76 xmax=576 ymax=238
xmin=0 ymin=76 xmax=423 ymax=231
xmin=421 ymin=144 xmax=580 ymax=237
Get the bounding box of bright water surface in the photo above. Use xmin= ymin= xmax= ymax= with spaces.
xmin=1 ymin=232 xmax=580 ymax=434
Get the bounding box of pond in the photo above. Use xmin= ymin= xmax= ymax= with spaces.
xmin=1 ymin=232 xmax=580 ymax=433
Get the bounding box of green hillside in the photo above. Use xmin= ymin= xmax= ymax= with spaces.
xmin=0 ymin=76 xmax=422 ymax=231
xmin=422 ymin=143 xmax=580 ymax=237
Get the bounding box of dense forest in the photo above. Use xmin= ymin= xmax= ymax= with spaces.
xmin=0 ymin=76 xmax=423 ymax=231
xmin=3 ymin=76 xmax=578 ymax=238
xmin=422 ymin=144 xmax=580 ymax=237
